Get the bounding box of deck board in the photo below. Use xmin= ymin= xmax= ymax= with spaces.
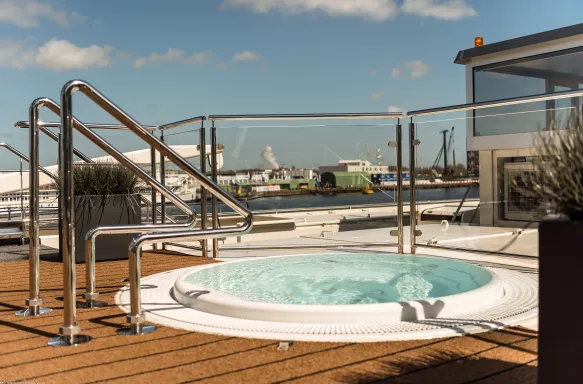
xmin=0 ymin=251 xmax=538 ymax=383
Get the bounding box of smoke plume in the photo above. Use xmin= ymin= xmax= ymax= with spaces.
xmin=261 ymin=144 xmax=280 ymax=170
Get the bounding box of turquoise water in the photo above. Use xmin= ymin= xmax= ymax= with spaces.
xmin=184 ymin=254 xmax=493 ymax=305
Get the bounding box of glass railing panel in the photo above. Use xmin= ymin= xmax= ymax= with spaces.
xmin=410 ymin=97 xmax=580 ymax=259
xmin=207 ymin=117 xmax=402 ymax=250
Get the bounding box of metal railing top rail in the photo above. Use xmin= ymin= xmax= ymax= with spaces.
xmin=15 ymin=121 xmax=158 ymax=131
xmin=407 ymin=88 xmax=583 ymax=117
xmin=208 ymin=112 xmax=404 ymax=121
xmin=0 ymin=143 xmax=55 ymax=179
xmin=158 ymin=116 xmax=206 ymax=131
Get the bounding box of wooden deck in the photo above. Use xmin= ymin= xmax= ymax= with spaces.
xmin=0 ymin=251 xmax=538 ymax=383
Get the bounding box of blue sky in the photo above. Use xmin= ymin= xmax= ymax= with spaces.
xmin=0 ymin=0 xmax=582 ymax=170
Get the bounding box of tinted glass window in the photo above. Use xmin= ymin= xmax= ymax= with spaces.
xmin=473 ymin=48 xmax=583 ymax=136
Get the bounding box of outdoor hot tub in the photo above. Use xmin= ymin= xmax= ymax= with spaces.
xmin=173 ymin=253 xmax=505 ymax=324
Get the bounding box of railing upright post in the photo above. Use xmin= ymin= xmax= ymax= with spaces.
xmin=396 ymin=120 xmax=404 ymax=254
xmin=49 ymin=89 xmax=91 ymax=346
xmin=409 ymin=118 xmax=418 ymax=254
xmin=19 ymin=159 xmax=24 ymax=225
xmin=160 ymin=130 xmax=166 ymax=250
xmin=150 ymin=145 xmax=157 ymax=226
xmin=16 ymin=100 xmax=52 ymax=318
xmin=211 ymin=120 xmax=219 ymax=258
xmin=199 ymin=123 xmax=208 ymax=258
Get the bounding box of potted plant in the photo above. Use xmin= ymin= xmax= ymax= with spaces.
xmin=530 ymin=121 xmax=583 ymax=383
xmin=53 ymin=162 xmax=142 ymax=263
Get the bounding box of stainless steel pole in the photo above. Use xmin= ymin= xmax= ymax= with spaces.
xmin=160 ymin=130 xmax=166 ymax=250
xmin=409 ymin=118 xmax=417 ymax=254
xmin=200 ymin=124 xmax=208 ymax=258
xmin=49 ymin=90 xmax=91 ymax=346
xmin=396 ymin=121 xmax=404 ymax=254
xmin=19 ymin=159 xmax=24 ymax=234
xmin=150 ymin=145 xmax=157 ymax=226
xmin=16 ymin=100 xmax=52 ymax=317
xmin=211 ymin=121 xmax=219 ymax=258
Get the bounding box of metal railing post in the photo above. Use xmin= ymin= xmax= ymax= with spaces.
xmin=199 ymin=122 xmax=208 ymax=258
xmin=160 ymin=130 xmax=166 ymax=250
xmin=409 ymin=118 xmax=418 ymax=254
xmin=49 ymin=91 xmax=91 ymax=346
xmin=160 ymin=130 xmax=166 ymax=224
xmin=150 ymin=145 xmax=157 ymax=227
xmin=211 ymin=120 xmax=219 ymax=258
xmin=15 ymin=101 xmax=53 ymax=318
xmin=396 ymin=120 xmax=404 ymax=254
xmin=19 ymin=159 xmax=24 ymax=232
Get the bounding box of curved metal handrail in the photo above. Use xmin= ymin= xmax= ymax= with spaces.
xmin=58 ymin=80 xmax=253 ymax=339
xmin=26 ymin=98 xmax=199 ymax=326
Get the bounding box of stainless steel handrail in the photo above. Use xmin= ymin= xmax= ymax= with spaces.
xmin=0 ymin=143 xmax=55 ymax=179
xmin=58 ymin=80 xmax=252 ymax=337
xmin=208 ymin=112 xmax=403 ymax=121
xmin=126 ymin=213 xmax=252 ymax=334
xmin=158 ymin=116 xmax=206 ymax=131
xmin=1 ymin=144 xmax=54 ymax=317
xmin=29 ymin=98 xmax=197 ymax=311
xmin=15 ymin=121 xmax=158 ymax=131
xmin=407 ymin=88 xmax=583 ymax=117
xmin=24 ymin=97 xmax=199 ymax=346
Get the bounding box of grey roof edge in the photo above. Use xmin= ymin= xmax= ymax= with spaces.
xmin=454 ymin=23 xmax=583 ymax=64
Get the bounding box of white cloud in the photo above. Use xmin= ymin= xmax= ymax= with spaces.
xmin=401 ymin=0 xmax=477 ymax=20
xmin=221 ymin=0 xmax=399 ymax=22
xmin=369 ymin=69 xmax=377 ymax=75
xmin=232 ymin=50 xmax=262 ymax=62
xmin=0 ymin=38 xmax=113 ymax=71
xmin=388 ymin=105 xmax=405 ymax=113
xmin=392 ymin=60 xmax=432 ymax=79
xmin=0 ymin=0 xmax=86 ymax=28
xmin=216 ymin=62 xmax=229 ymax=69
xmin=371 ymin=92 xmax=384 ymax=100
xmin=134 ymin=48 xmax=211 ymax=69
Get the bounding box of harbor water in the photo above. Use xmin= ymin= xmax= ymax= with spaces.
xmin=168 ymin=187 xmax=479 ymax=215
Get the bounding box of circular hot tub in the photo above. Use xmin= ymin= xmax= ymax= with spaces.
xmin=173 ymin=254 xmax=504 ymax=324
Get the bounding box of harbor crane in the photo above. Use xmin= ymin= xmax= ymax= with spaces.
xmin=429 ymin=127 xmax=455 ymax=181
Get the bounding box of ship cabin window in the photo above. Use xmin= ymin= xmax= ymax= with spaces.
xmin=473 ymin=46 xmax=583 ymax=136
